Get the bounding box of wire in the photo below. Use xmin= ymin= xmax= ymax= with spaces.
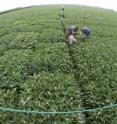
xmin=0 ymin=104 xmax=117 ymax=115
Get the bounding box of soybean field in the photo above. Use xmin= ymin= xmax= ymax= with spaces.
xmin=0 ymin=5 xmax=117 ymax=124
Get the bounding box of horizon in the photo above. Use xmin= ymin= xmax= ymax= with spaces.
xmin=0 ymin=4 xmax=116 ymax=13
xmin=0 ymin=0 xmax=117 ymax=12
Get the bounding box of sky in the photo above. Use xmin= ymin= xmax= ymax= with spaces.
xmin=0 ymin=0 xmax=117 ymax=12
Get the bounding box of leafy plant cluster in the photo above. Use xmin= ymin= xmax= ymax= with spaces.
xmin=0 ymin=6 xmax=83 ymax=124
xmin=71 ymin=37 xmax=117 ymax=124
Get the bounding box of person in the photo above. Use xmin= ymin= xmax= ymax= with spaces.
xmin=81 ymin=27 xmax=91 ymax=38
xmin=66 ymin=26 xmax=78 ymax=44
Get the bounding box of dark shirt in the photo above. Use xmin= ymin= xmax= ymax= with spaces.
xmin=82 ymin=27 xmax=91 ymax=36
xmin=67 ymin=26 xmax=77 ymax=36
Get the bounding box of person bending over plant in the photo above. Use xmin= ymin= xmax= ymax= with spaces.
xmin=66 ymin=26 xmax=78 ymax=44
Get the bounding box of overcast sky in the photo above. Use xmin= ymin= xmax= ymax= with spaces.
xmin=0 ymin=0 xmax=117 ymax=12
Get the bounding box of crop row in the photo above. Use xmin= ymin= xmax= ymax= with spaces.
xmin=0 ymin=41 xmax=84 ymax=123
xmin=71 ymin=37 xmax=117 ymax=124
